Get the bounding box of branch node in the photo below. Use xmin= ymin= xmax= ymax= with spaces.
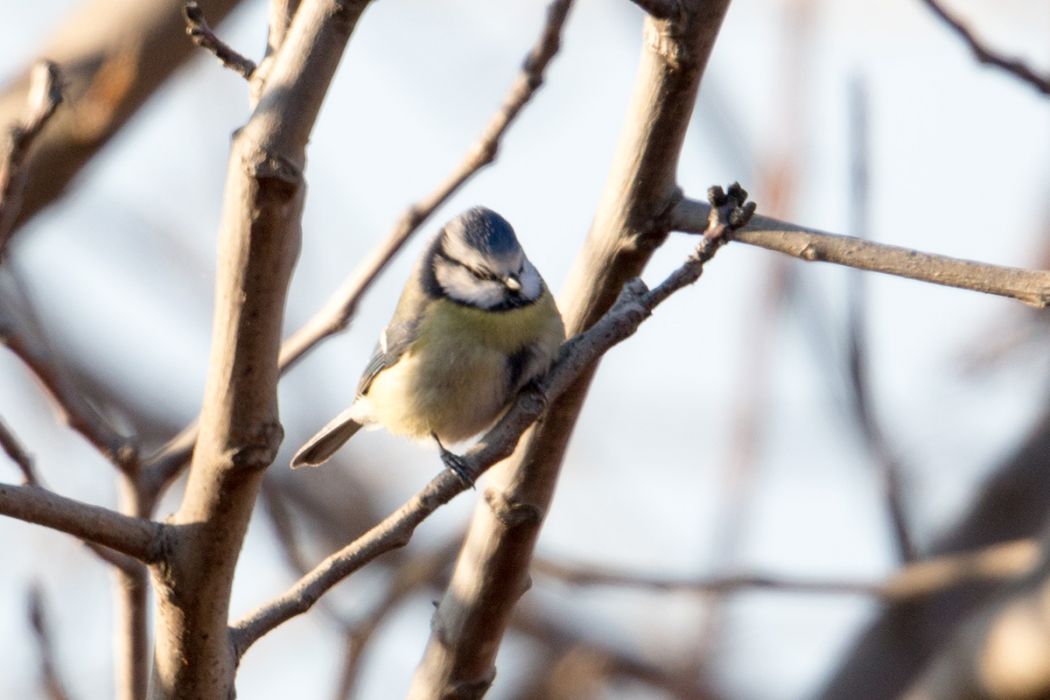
xmin=483 ymin=489 xmax=543 ymax=528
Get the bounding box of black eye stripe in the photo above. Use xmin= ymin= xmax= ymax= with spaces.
xmin=436 ymin=249 xmax=498 ymax=281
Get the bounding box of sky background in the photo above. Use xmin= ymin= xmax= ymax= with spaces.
xmin=1 ymin=0 xmax=1049 ymax=697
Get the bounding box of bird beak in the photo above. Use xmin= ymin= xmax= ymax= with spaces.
xmin=503 ymin=274 xmax=521 ymax=293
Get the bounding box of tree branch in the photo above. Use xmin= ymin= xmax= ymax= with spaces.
xmin=183 ymin=1 xmax=258 ymax=79
xmin=230 ymin=186 xmax=749 ymax=660
xmin=534 ymin=537 xmax=1038 ymax=603
xmin=0 ymin=61 xmax=62 ymax=256
xmin=0 ymin=0 xmax=249 ymax=234
xmin=0 ymin=482 xmax=163 ymax=561
xmin=0 ymin=417 xmax=39 ymax=486
xmin=277 ymin=0 xmax=575 ymax=372
xmin=140 ymin=0 xmax=575 ymax=507
xmin=0 ymin=278 xmax=135 ymax=471
xmin=28 ymin=585 xmax=70 ymax=700
xmin=920 ymin=0 xmax=1050 ymax=96
xmin=627 ymin=0 xmax=679 ymax=20
xmin=669 ymin=198 xmax=1050 ymax=308
xmin=149 ymin=0 xmax=373 ymax=696
xmin=409 ymin=3 xmax=734 ymax=694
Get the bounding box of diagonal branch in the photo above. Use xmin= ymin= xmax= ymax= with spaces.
xmin=229 ymin=186 xmax=750 ymax=659
xmin=234 ymin=185 xmax=751 ymax=659
xmin=0 ymin=482 xmax=163 ymax=561
xmin=0 ymin=417 xmax=39 ymax=486
xmin=140 ymin=0 xmax=576 ymax=505
xmin=279 ymin=0 xmax=574 ymax=371
xmin=920 ymin=0 xmax=1050 ymax=97
xmin=409 ymin=4 xmax=735 ymax=694
xmin=0 ymin=61 xmax=62 ymax=256
xmin=184 ymin=1 xmax=258 ymax=79
xmin=669 ymin=198 xmax=1050 ymax=307
xmin=0 ymin=278 xmax=134 ymax=470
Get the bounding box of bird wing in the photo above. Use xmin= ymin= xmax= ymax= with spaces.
xmin=355 ymin=289 xmax=428 ymax=397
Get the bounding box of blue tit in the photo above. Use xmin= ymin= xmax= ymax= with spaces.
xmin=291 ymin=206 xmax=565 ymax=481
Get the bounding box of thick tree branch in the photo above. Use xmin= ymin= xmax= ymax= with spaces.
xmin=279 ymin=0 xmax=574 ymax=372
xmin=140 ymin=0 xmax=575 ymax=507
xmin=230 ymin=186 xmax=748 ymax=661
xmin=670 ymin=198 xmax=1050 ymax=307
xmin=183 ymin=1 xmax=257 ymax=79
xmin=409 ymin=3 xmax=734 ymax=695
xmin=920 ymin=0 xmax=1050 ymax=96
xmin=0 ymin=61 xmax=62 ymax=256
xmin=148 ymin=0 xmax=373 ymax=697
xmin=628 ymin=0 xmax=679 ymax=20
xmin=0 ymin=482 xmax=163 ymax=561
xmin=0 ymin=0 xmax=249 ymax=234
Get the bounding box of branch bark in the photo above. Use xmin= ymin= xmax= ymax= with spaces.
xmin=408 ymin=3 xmax=733 ymax=696
xmin=139 ymin=0 xmax=574 ymax=504
xmin=919 ymin=0 xmax=1050 ymax=97
xmin=0 ymin=0 xmax=249 ymax=235
xmin=146 ymin=1 xmax=371 ymax=697
xmin=0 ymin=61 xmax=62 ymax=256
xmin=670 ymin=199 xmax=1050 ymax=307
xmin=230 ymin=187 xmax=748 ymax=659
xmin=0 ymin=482 xmax=163 ymax=561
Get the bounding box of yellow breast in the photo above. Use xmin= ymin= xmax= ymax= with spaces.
xmin=363 ymin=291 xmax=564 ymax=443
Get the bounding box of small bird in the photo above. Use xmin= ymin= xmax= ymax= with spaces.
xmin=291 ymin=206 xmax=565 ymax=483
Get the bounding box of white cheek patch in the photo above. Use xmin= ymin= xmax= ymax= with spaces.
xmin=518 ymin=259 xmax=543 ymax=301
xmin=434 ymin=259 xmax=505 ymax=308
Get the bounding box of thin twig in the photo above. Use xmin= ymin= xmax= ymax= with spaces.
xmin=0 ymin=481 xmax=163 ymax=561
xmin=277 ymin=0 xmax=575 ymax=373
xmin=0 ymin=61 xmax=62 ymax=256
xmin=845 ymin=77 xmax=915 ymax=563
xmin=0 ymin=417 xmax=38 ymax=486
xmin=28 ymin=585 xmax=70 ymax=700
xmin=142 ymin=0 xmax=576 ymax=506
xmin=0 ymin=277 xmax=135 ymax=471
xmin=183 ymin=1 xmax=257 ymax=79
xmin=670 ymin=198 xmax=1050 ymax=308
xmin=533 ymin=537 xmax=1038 ymax=603
xmin=229 ymin=185 xmax=752 ymax=657
xmin=920 ymin=0 xmax=1050 ymax=96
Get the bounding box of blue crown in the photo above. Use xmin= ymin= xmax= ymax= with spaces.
xmin=455 ymin=207 xmax=520 ymax=256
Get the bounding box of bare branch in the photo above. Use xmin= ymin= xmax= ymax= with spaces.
xmin=277 ymin=0 xmax=575 ymax=372
xmin=230 ymin=186 xmax=749 ymax=658
xmin=28 ymin=585 xmax=70 ymax=700
xmin=512 ymin=601 xmax=709 ymax=699
xmin=183 ymin=1 xmax=257 ymax=80
xmin=411 ymin=3 xmax=735 ymax=692
xmin=0 ymin=279 xmax=135 ymax=471
xmin=627 ymin=0 xmax=678 ymax=20
xmin=670 ymin=198 xmax=1050 ymax=308
xmin=0 ymin=61 xmax=62 ymax=255
xmin=151 ymin=0 xmax=374 ymax=695
xmin=920 ymin=0 xmax=1050 ymax=96
xmin=0 ymin=417 xmax=38 ymax=486
xmin=0 ymin=482 xmax=162 ymax=561
xmin=142 ymin=0 xmax=576 ymax=505
xmin=534 ymin=538 xmax=1038 ymax=603
xmin=845 ymin=78 xmax=915 ymax=563
xmin=0 ymin=0 xmax=249 ymax=235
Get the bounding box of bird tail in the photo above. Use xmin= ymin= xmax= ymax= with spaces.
xmin=290 ymin=407 xmax=364 ymax=469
